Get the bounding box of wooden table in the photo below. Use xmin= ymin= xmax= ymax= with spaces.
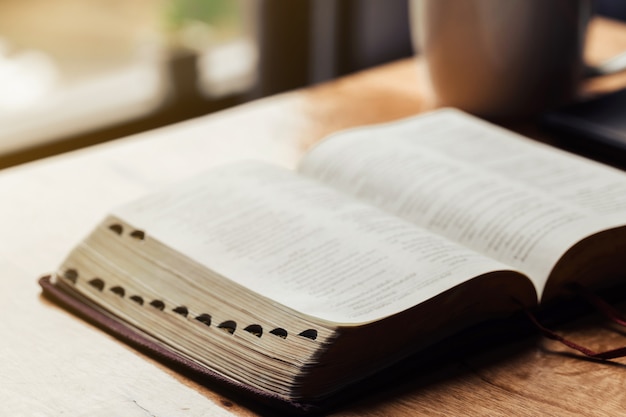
xmin=2 ymin=17 xmax=626 ymax=417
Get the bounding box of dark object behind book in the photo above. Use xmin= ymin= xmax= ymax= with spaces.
xmin=541 ymin=88 xmax=626 ymax=170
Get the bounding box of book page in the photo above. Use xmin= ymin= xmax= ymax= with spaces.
xmin=113 ymin=162 xmax=521 ymax=324
xmin=298 ymin=109 xmax=626 ymax=294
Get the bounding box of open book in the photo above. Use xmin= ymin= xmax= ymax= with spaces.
xmin=40 ymin=109 xmax=626 ymax=413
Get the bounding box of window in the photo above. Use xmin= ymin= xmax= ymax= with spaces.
xmin=0 ymin=0 xmax=411 ymax=167
xmin=0 ymin=0 xmax=257 ymax=164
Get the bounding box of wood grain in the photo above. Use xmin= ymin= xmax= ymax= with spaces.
xmin=1 ymin=16 xmax=626 ymax=417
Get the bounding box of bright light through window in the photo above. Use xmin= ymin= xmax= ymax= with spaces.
xmin=0 ymin=0 xmax=257 ymax=156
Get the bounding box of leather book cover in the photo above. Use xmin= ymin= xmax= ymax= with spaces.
xmin=38 ymin=275 xmax=320 ymax=416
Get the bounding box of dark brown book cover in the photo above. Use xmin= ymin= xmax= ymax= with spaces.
xmin=38 ymin=275 xmax=321 ymax=416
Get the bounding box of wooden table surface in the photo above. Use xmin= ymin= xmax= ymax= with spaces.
xmin=2 ymin=17 xmax=626 ymax=417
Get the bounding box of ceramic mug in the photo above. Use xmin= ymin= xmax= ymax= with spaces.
xmin=411 ymin=0 xmax=594 ymax=119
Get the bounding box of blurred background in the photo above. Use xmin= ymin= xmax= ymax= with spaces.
xmin=0 ymin=0 xmax=622 ymax=169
